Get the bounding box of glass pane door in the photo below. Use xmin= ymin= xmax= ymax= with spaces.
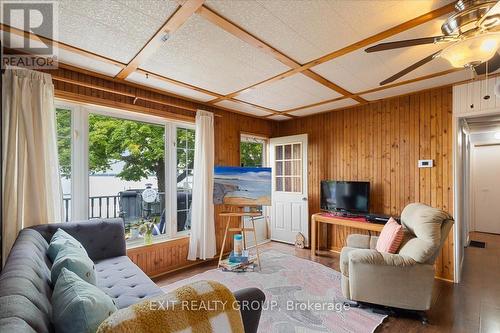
xmin=275 ymin=143 xmax=302 ymax=192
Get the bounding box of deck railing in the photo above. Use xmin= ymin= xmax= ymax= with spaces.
xmin=62 ymin=193 xmax=166 ymax=222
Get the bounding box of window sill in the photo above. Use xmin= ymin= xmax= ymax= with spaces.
xmin=126 ymin=233 xmax=190 ymax=250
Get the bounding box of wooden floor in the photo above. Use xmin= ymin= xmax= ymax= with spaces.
xmin=155 ymin=233 xmax=500 ymax=333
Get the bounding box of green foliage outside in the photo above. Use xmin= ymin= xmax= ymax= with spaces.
xmin=56 ymin=109 xmax=72 ymax=179
xmin=55 ymin=109 xmax=195 ymax=192
xmin=240 ymin=141 xmax=263 ymax=167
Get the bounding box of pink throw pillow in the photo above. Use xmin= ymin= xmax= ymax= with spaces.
xmin=376 ymin=217 xmax=404 ymax=253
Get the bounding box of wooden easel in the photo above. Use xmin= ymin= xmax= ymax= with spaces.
xmin=217 ymin=209 xmax=262 ymax=270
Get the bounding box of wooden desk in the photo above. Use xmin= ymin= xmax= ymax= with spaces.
xmin=311 ymin=213 xmax=384 ymax=255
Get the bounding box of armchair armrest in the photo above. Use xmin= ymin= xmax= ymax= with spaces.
xmin=234 ymin=288 xmax=265 ymax=333
xmin=346 ymin=234 xmax=378 ymax=249
xmin=349 ymin=249 xmax=416 ymax=267
xmin=30 ymin=218 xmax=126 ymax=261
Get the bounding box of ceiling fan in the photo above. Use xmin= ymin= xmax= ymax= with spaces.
xmin=366 ymin=0 xmax=500 ymax=85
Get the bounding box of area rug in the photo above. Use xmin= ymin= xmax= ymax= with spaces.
xmin=161 ymin=250 xmax=386 ymax=333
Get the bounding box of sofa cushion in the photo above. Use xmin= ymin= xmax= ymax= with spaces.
xmin=0 ymin=317 xmax=38 ymax=333
xmin=47 ymin=228 xmax=87 ymax=262
xmin=52 ymin=268 xmax=117 ymax=333
xmin=51 ymin=246 xmax=97 ymax=285
xmin=95 ymin=256 xmax=163 ymax=309
xmin=0 ymin=229 xmax=53 ymax=333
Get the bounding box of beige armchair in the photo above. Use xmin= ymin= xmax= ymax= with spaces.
xmin=340 ymin=203 xmax=453 ymax=312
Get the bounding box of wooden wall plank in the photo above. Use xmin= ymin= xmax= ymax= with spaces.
xmin=276 ymin=86 xmax=455 ymax=281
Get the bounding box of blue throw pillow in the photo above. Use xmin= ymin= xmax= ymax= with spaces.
xmin=51 ymin=246 xmax=96 ymax=285
xmin=48 ymin=228 xmax=88 ymax=262
xmin=52 ymin=268 xmax=117 ymax=333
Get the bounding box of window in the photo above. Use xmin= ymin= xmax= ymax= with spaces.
xmin=176 ymin=127 xmax=194 ymax=232
xmin=240 ymin=134 xmax=266 ymax=167
xmin=55 ymin=108 xmax=72 ymax=221
xmin=54 ymin=101 xmax=195 ymax=245
xmin=275 ymin=143 xmax=302 ymax=192
xmin=87 ymin=113 xmax=166 ymax=238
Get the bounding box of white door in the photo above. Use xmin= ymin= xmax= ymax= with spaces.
xmin=270 ymin=134 xmax=309 ymax=245
xmin=472 ymin=144 xmax=500 ymax=234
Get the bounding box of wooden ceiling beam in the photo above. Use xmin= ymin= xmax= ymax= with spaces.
xmin=4 ymin=46 xmax=282 ymax=120
xmin=196 ymin=5 xmax=301 ymax=69
xmin=115 ymin=0 xmax=205 ymax=79
xmin=210 ymin=2 xmax=457 ymax=102
xmin=279 ymin=67 xmax=465 ymax=117
xmin=197 ymin=5 xmax=365 ymax=103
xmin=136 ymin=70 xmax=286 ymax=116
xmin=354 ymin=68 xmax=463 ymax=96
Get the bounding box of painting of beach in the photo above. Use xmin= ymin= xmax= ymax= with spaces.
xmin=213 ymin=166 xmax=272 ymax=206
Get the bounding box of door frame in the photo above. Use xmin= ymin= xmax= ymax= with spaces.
xmin=269 ymin=134 xmax=309 ymax=245
xmin=453 ymin=109 xmax=500 ymax=283
xmin=470 ymin=141 xmax=500 ymax=234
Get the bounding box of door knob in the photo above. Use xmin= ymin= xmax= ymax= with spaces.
xmin=302 ymin=197 xmax=308 ymax=201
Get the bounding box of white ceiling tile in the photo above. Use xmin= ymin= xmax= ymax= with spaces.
xmin=215 ymin=100 xmax=272 ymax=117
xmin=332 ymin=0 xmax=454 ymax=45
xmin=204 ymin=0 xmax=454 ymax=64
xmin=288 ymin=98 xmax=359 ymax=117
xmin=267 ymin=114 xmax=290 ymax=121
xmin=205 ymin=0 xmax=354 ymax=64
xmin=9 ymin=0 xmax=180 ymax=63
xmin=57 ymin=48 xmax=123 ymax=76
xmin=126 ymin=72 xmax=215 ymax=102
xmin=237 ymin=73 xmax=341 ymax=111
xmin=4 ymin=34 xmax=123 ymax=76
xmin=313 ymin=49 xmax=389 ymax=93
xmin=360 ymin=70 xmax=468 ymax=101
xmin=141 ymin=15 xmax=290 ymax=95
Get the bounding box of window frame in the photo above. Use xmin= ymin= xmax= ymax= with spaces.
xmin=55 ymin=99 xmax=195 ymax=243
xmin=240 ymin=133 xmax=268 ymax=168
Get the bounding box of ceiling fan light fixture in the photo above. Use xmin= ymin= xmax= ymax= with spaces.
xmin=440 ymin=33 xmax=500 ymax=68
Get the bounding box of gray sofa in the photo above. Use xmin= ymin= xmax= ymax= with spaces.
xmin=0 ymin=219 xmax=265 ymax=333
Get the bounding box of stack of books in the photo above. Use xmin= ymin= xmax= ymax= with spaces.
xmin=219 ymin=250 xmax=257 ymax=272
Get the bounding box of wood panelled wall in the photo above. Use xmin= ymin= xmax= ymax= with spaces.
xmin=276 ymin=87 xmax=454 ymax=281
xmin=48 ymin=66 xmax=275 ymax=277
xmin=47 ymin=66 xmax=454 ymax=281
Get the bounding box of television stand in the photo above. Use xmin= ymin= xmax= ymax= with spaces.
xmin=311 ymin=213 xmax=384 ymax=255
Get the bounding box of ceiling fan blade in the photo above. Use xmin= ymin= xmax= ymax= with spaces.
xmin=473 ymin=52 xmax=500 ymax=75
xmin=365 ymin=36 xmax=449 ymax=53
xmin=380 ymin=51 xmax=441 ymax=86
xmin=477 ymin=1 xmax=500 ymax=28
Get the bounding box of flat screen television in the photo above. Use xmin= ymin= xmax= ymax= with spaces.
xmin=320 ymin=180 xmax=370 ymax=214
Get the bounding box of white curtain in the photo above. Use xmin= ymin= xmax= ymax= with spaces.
xmin=188 ymin=110 xmax=216 ymax=260
xmin=2 ymin=67 xmax=63 ymax=265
